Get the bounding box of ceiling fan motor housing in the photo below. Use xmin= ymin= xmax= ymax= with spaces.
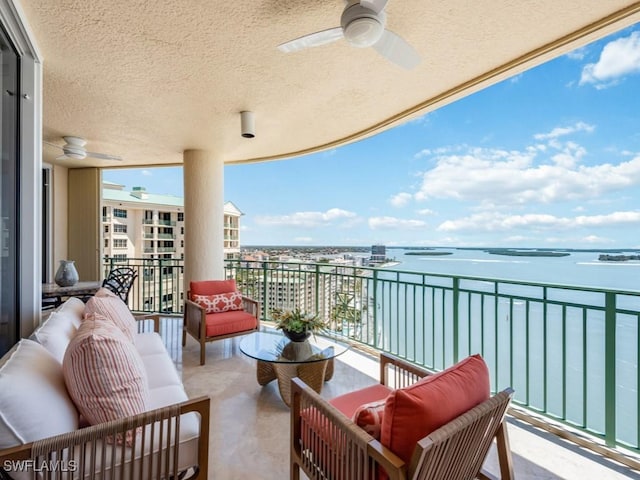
xmin=341 ymin=4 xmax=385 ymax=48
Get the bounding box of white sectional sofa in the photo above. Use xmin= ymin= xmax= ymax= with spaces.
xmin=0 ymin=297 xmax=210 ymax=479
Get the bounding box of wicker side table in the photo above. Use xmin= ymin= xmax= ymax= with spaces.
xmin=240 ymin=330 xmax=349 ymax=407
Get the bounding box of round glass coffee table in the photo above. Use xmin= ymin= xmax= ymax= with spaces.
xmin=239 ymin=330 xmax=350 ymax=406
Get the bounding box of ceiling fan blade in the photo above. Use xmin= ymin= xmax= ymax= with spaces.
xmin=86 ymin=151 xmax=123 ymax=161
xmin=360 ymin=0 xmax=389 ymax=14
xmin=373 ymin=29 xmax=420 ymax=70
xmin=44 ymin=140 xmax=63 ymax=150
xmin=278 ymin=27 xmax=344 ymax=53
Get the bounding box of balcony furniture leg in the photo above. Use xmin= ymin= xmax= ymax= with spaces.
xmin=257 ymin=360 xmax=276 ymax=385
xmin=274 ymin=360 xmax=328 ymax=407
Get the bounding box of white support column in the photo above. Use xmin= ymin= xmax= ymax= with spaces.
xmin=183 ymin=150 xmax=225 ymax=287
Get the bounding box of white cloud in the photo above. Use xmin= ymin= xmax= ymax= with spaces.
xmin=437 ymin=210 xmax=640 ymax=233
xmin=255 ymin=208 xmax=356 ymax=227
xmin=414 ymin=138 xmax=640 ymax=205
xmin=533 ymin=122 xmax=595 ymax=140
xmin=566 ymin=46 xmax=587 ymax=61
xmin=416 ymin=208 xmax=435 ymax=216
xmin=581 ymin=235 xmax=614 ymax=244
xmin=368 ymin=216 xmax=426 ymax=230
xmin=142 ymin=169 xmax=153 ymax=176
xmin=580 ymin=31 xmax=640 ymax=87
xmin=390 ymin=192 xmax=412 ymax=207
xmin=509 ymin=74 xmax=522 ymax=83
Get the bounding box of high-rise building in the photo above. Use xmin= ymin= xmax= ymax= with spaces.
xmin=102 ymin=182 xmax=242 ymax=261
xmin=370 ymin=244 xmax=386 ymax=264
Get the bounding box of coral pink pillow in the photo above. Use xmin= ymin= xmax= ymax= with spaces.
xmin=63 ymin=313 xmax=149 ymax=445
xmin=380 ymin=354 xmax=490 ymax=466
xmin=190 ymin=279 xmax=237 ymax=296
xmin=193 ymin=291 xmax=243 ymax=313
xmin=352 ymin=399 xmax=386 ymax=440
xmin=85 ymin=287 xmax=136 ymax=342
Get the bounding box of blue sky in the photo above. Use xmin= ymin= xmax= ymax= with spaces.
xmin=104 ymin=25 xmax=640 ymax=248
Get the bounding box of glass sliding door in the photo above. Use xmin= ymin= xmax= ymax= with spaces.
xmin=0 ymin=25 xmax=20 ymax=356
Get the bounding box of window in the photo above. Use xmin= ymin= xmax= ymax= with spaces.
xmin=180 ymin=240 xmax=184 ymax=247
xmin=104 ymin=239 xmax=109 ymax=248
xmin=113 ymin=208 xmax=127 ymax=218
xmin=113 ymin=239 xmax=127 ymax=248
xmin=0 ymin=27 xmax=20 ymax=356
xmin=181 ymin=227 xmax=184 ymax=235
xmin=113 ymin=254 xmax=127 ymax=262
xmin=177 ymin=212 xmax=184 ymax=222
xmin=114 ymin=224 xmax=127 ymax=233
xmin=104 ymin=225 xmax=109 ymax=233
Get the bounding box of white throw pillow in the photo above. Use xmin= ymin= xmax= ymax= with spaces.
xmin=0 ymin=339 xmax=79 ymax=449
xmin=32 ymin=311 xmax=79 ymax=363
xmin=56 ymin=297 xmax=86 ymax=328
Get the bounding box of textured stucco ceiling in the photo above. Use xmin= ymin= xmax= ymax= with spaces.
xmin=22 ymin=0 xmax=640 ymax=168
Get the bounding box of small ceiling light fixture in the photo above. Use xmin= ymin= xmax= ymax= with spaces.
xmin=240 ymin=111 xmax=255 ymax=138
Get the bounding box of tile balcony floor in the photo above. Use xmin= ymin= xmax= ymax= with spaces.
xmin=158 ymin=318 xmax=640 ymax=480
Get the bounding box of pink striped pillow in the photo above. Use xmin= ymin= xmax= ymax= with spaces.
xmin=63 ymin=313 xmax=149 ymax=445
xmin=85 ymin=287 xmax=136 ymax=342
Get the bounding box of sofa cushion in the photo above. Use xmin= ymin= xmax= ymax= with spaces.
xmin=141 ymin=352 xmax=182 ymax=389
xmin=31 ymin=310 xmax=79 ymax=363
xmin=135 ymin=331 xmax=169 ymax=356
xmin=380 ymin=354 xmax=490 ymax=466
xmin=0 ymin=339 xmax=78 ymax=448
xmin=193 ymin=291 xmax=243 ymax=314
xmin=205 ymin=310 xmax=257 ymax=337
xmin=85 ymin=287 xmax=137 ymax=342
xmin=63 ymin=313 xmax=149 ymax=436
xmin=190 ymin=279 xmax=237 ymax=297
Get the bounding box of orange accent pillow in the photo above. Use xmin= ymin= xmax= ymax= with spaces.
xmin=380 ymin=354 xmax=490 ymax=466
xmin=352 ymin=399 xmax=386 ymax=440
xmin=193 ymin=291 xmax=243 ymax=313
xmin=190 ymin=279 xmax=237 ymax=297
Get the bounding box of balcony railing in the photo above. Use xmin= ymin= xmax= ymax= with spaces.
xmin=142 ymin=219 xmax=176 ymax=226
xmin=104 ymin=256 xmax=640 ymax=456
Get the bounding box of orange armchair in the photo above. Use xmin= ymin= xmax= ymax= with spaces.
xmin=183 ymin=279 xmax=260 ymax=365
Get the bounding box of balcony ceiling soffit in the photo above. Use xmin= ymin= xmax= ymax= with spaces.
xmin=23 ymin=0 xmax=640 ymax=168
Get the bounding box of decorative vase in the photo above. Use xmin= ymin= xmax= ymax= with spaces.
xmin=54 ymin=260 xmax=79 ymax=287
xmin=282 ymin=329 xmax=311 ymax=342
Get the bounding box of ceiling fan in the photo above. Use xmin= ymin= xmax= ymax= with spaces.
xmin=44 ymin=136 xmax=123 ymax=161
xmin=277 ymin=0 xmax=420 ymax=70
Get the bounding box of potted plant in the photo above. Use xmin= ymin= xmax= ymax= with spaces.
xmin=270 ymin=307 xmax=327 ymax=342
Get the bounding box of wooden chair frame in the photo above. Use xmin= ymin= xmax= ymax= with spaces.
xmin=183 ymin=294 xmax=260 ymax=365
xmin=291 ymin=352 xmax=514 ymax=480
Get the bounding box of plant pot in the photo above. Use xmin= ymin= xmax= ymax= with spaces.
xmin=282 ymin=329 xmax=311 ymax=342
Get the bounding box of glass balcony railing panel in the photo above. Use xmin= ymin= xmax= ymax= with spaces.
xmin=102 ymin=215 xmax=111 ymax=222
xmin=142 ymin=219 xmax=154 ymax=225
xmin=104 ymin=256 xmax=640 ymax=455
xmin=157 ymin=233 xmax=176 ymax=239
xmin=157 ymin=220 xmax=176 ymax=226
xmin=143 ymin=233 xmax=155 ymax=239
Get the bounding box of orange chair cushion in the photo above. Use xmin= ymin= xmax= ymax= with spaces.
xmin=205 ymin=310 xmax=257 ymax=338
xmin=329 ymin=383 xmax=393 ymax=419
xmin=380 ymin=354 xmax=490 ymax=466
xmin=190 ymin=279 xmax=237 ymax=297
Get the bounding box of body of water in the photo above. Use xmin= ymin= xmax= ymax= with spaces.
xmin=382 ymin=248 xmax=639 ymax=291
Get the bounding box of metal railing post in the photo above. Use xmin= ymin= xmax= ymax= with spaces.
xmin=158 ymin=258 xmax=164 ymax=313
xmin=262 ymin=262 xmax=268 ymax=321
xmin=372 ymin=269 xmax=378 ymax=349
xmin=452 ymin=276 xmax=460 ymax=363
xmin=604 ymin=291 xmax=616 ymax=447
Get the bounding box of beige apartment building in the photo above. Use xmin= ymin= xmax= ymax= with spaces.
xmin=102 ymin=182 xmax=242 ymax=261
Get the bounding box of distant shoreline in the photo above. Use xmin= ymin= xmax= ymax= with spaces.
xmin=404 ymin=251 xmax=452 ymax=256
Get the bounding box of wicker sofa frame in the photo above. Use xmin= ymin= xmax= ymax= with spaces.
xmin=291 ymin=352 xmax=514 ymax=480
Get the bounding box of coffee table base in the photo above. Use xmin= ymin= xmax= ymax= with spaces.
xmin=256 ymin=358 xmax=334 ymax=407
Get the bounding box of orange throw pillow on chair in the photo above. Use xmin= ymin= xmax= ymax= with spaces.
xmin=380 ymin=354 xmax=490 ymax=466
